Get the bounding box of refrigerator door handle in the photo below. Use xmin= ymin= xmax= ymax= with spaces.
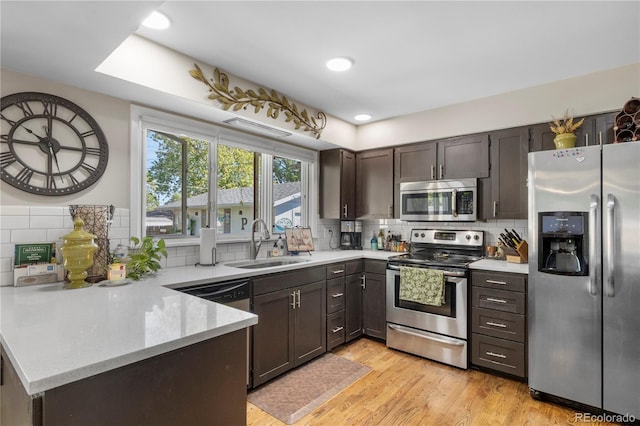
xmin=589 ymin=194 xmax=599 ymax=296
xmin=605 ymin=194 xmax=615 ymax=297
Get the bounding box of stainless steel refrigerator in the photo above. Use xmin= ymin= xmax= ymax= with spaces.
xmin=528 ymin=142 xmax=640 ymax=418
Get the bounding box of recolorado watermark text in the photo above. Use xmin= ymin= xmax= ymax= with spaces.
xmin=574 ymin=412 xmax=636 ymax=423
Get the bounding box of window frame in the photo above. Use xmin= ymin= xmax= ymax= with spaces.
xmin=130 ymin=106 xmax=317 ymax=247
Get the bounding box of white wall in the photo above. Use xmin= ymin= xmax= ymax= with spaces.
xmin=356 ymin=63 xmax=640 ymax=149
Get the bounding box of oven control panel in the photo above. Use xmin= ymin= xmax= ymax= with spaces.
xmin=410 ymin=229 xmax=484 ymax=247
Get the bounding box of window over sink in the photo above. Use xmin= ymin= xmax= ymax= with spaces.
xmin=130 ymin=106 xmax=316 ymax=244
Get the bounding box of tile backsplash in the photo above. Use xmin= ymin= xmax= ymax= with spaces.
xmin=0 ymin=205 xmax=525 ymax=286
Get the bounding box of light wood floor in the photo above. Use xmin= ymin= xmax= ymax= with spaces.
xmin=247 ymin=338 xmax=618 ymax=426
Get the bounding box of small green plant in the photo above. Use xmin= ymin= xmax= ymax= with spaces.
xmin=126 ymin=236 xmax=168 ymax=280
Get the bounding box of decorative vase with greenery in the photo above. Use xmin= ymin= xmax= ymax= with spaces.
xmin=126 ymin=236 xmax=168 ymax=280
xmin=549 ymin=110 xmax=585 ymax=149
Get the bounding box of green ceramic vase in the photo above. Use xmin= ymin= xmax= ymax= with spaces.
xmin=553 ymin=133 xmax=577 ymax=149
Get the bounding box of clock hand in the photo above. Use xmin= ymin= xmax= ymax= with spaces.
xmin=48 ymin=142 xmax=65 ymax=184
xmin=20 ymin=124 xmax=46 ymax=141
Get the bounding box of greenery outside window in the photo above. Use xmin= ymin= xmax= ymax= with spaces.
xmin=130 ymin=106 xmax=316 ymax=245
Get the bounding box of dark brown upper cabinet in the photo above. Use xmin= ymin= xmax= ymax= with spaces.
xmin=319 ymin=149 xmax=356 ymax=219
xmin=530 ymin=111 xmax=618 ymax=151
xmin=356 ymin=148 xmax=394 ymax=219
xmin=484 ymin=127 xmax=529 ymax=220
xmin=438 ymin=134 xmax=490 ymax=180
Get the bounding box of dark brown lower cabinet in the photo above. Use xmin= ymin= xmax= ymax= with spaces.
xmin=252 ymin=268 xmax=326 ymax=387
xmin=1 ymin=330 xmax=248 ymax=426
xmin=471 ymin=270 xmax=528 ymax=380
xmin=362 ymin=260 xmax=387 ymax=340
xmin=345 ymin=272 xmax=364 ymax=342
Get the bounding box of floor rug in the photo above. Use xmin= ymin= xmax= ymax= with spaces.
xmin=247 ymin=353 xmax=371 ymax=424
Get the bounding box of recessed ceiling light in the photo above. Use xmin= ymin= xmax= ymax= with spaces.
xmin=326 ymin=57 xmax=353 ymax=72
xmin=354 ymin=114 xmax=372 ymax=122
xmin=142 ymin=11 xmax=171 ymax=30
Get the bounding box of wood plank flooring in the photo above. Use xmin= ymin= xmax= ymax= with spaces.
xmin=247 ymin=338 xmax=618 ymax=426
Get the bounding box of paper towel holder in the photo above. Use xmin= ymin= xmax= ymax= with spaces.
xmin=196 ymin=247 xmax=217 ymax=267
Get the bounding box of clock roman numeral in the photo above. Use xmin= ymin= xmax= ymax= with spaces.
xmin=16 ymin=167 xmax=34 ymax=184
xmin=41 ymin=100 xmax=58 ymax=117
xmin=66 ymin=173 xmax=80 ymax=187
xmin=1 ymin=134 xmax=10 ymax=143
xmin=15 ymin=102 xmax=34 ymax=117
xmin=1 ymin=151 xmax=17 ymax=168
xmin=46 ymin=174 xmax=57 ymax=189
xmin=85 ymin=147 xmax=102 ymax=156
xmin=1 ymin=113 xmax=17 ymax=127
xmin=80 ymin=130 xmax=96 ymax=139
xmin=80 ymin=162 xmax=97 ymax=175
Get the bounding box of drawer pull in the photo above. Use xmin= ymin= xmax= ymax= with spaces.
xmin=486 ymin=351 xmax=507 ymax=359
xmin=332 ymin=326 xmax=344 ymax=333
xmin=486 ymin=279 xmax=507 ymax=285
xmin=486 ymin=321 xmax=507 ymax=328
xmin=332 ymin=269 xmax=345 ymax=274
xmin=486 ymin=297 xmax=507 ymax=304
xmin=331 ymin=293 xmax=344 ymax=298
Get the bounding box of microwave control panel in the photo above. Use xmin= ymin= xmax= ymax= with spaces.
xmin=457 ymin=191 xmax=475 ymax=214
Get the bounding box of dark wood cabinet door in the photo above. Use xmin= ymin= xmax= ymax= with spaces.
xmin=487 ymin=127 xmax=529 ymax=219
xmin=356 ymin=148 xmax=394 ymax=219
xmin=362 ymin=272 xmax=386 ymax=340
xmin=529 ymin=123 xmax=556 ymax=152
xmin=394 ymin=142 xmax=437 ymax=182
xmin=293 ymin=280 xmax=327 ymax=366
xmin=595 ymin=112 xmax=618 ymax=145
xmin=252 ymin=289 xmax=295 ymax=387
xmin=530 ymin=112 xmax=617 ymax=151
xmin=345 ymin=273 xmax=363 ymax=342
xmin=438 ymin=134 xmax=490 ymax=179
xmin=319 ymin=149 xmax=356 ymax=219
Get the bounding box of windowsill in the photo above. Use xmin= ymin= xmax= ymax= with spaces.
xmin=160 ymin=236 xmax=284 ymax=248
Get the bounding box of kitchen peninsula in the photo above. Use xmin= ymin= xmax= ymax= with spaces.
xmin=1 ymin=250 xmax=396 ymax=425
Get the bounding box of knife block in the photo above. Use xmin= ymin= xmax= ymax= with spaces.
xmin=504 ymin=241 xmax=528 ymax=263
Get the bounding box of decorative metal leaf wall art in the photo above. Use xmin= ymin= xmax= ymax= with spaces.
xmin=190 ymin=64 xmax=327 ymax=139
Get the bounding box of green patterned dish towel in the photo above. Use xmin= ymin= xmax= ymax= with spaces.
xmin=399 ymin=266 xmax=445 ymax=306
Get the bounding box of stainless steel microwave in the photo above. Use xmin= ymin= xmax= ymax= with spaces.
xmin=399 ymin=178 xmax=477 ymax=221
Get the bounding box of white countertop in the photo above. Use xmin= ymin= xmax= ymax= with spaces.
xmin=0 ymin=249 xmax=396 ymax=395
xmin=469 ymin=258 xmax=529 ymax=275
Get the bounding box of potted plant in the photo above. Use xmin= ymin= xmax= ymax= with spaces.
xmin=549 ymin=110 xmax=585 ymax=149
xmin=126 ymin=236 xmax=168 ymax=280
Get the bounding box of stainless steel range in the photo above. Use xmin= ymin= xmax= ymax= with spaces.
xmin=386 ymin=229 xmax=484 ymax=369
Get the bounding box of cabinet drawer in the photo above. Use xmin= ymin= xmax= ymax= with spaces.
xmin=364 ymin=259 xmax=387 ymax=275
xmin=472 ymin=307 xmax=525 ymax=343
xmin=327 ymin=311 xmax=345 ymax=350
xmin=472 ymin=287 xmax=525 ymax=314
xmin=327 ymin=278 xmax=345 ymax=314
xmin=346 ymin=260 xmax=363 ymax=275
xmin=326 ymin=263 xmax=346 ymax=279
xmin=253 ymin=266 xmax=325 ymax=295
xmin=472 ymin=333 xmax=526 ymax=378
xmin=472 ymin=271 xmax=526 ymax=293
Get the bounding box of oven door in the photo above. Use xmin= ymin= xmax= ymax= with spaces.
xmin=386 ymin=267 xmax=467 ymax=339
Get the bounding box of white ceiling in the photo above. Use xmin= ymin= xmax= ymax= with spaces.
xmin=2 ymin=1 xmax=639 ymax=127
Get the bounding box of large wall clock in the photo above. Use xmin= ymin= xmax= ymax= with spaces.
xmin=1 ymin=92 xmax=109 ymax=195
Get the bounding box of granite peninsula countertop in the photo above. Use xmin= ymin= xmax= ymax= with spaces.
xmin=1 ymin=249 xmax=522 ymax=396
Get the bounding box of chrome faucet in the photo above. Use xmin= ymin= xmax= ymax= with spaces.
xmin=250 ymin=218 xmax=270 ymax=259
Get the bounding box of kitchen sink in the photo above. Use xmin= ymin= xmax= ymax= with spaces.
xmin=224 ymin=258 xmax=310 ymax=269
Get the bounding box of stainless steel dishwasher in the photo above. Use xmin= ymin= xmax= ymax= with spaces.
xmin=178 ymin=278 xmax=252 ymax=386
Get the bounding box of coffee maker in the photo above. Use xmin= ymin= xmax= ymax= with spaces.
xmin=340 ymin=220 xmax=362 ymax=250
xmin=537 ymin=211 xmax=588 ymax=276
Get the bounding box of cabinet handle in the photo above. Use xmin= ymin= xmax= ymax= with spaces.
xmin=486 ymin=321 xmax=507 ymax=328
xmin=598 ymin=131 xmax=603 ymax=146
xmin=388 ymin=205 xmax=393 ymax=218
xmin=291 ymin=291 xmax=297 ymax=309
xmin=486 ymin=351 xmax=507 ymax=359
xmin=332 ymin=293 xmax=344 ymax=298
xmin=360 ymin=275 xmax=366 ymax=290
xmin=332 ymin=269 xmax=345 ymax=274
xmin=332 ymin=326 xmax=344 ymax=333
xmin=439 ymin=164 xmax=444 ymax=179
xmin=486 ymin=297 xmax=507 ymax=304
xmin=493 ymin=201 xmax=498 ymax=218
xmin=430 ymin=165 xmax=435 ymax=180
xmin=297 ymin=290 xmax=301 ymax=308
xmin=585 ymin=133 xmax=589 ymax=146
xmin=486 ymin=279 xmax=507 ymax=285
